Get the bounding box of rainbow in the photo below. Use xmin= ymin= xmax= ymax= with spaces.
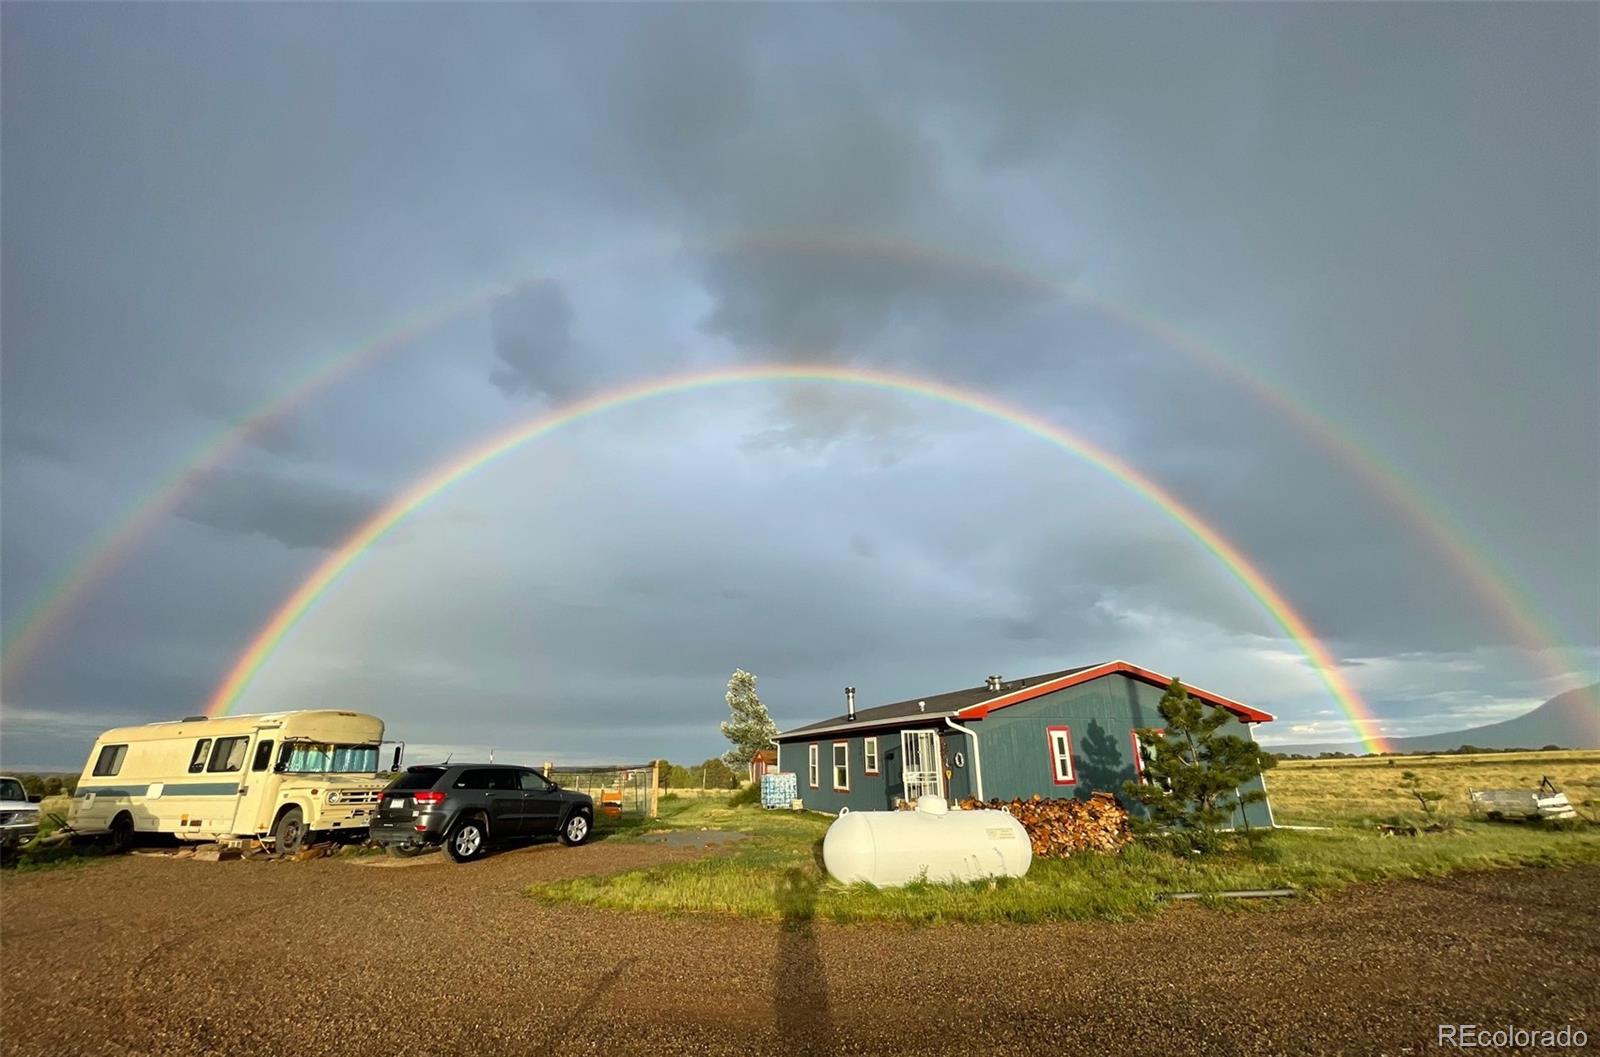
xmin=5 ymin=233 xmax=1588 ymax=705
xmin=204 ymin=364 xmax=1391 ymax=753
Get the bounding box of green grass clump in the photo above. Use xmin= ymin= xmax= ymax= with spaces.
xmin=527 ymin=797 xmax=1600 ymax=926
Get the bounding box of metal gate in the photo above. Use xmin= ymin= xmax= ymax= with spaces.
xmin=901 ymin=730 xmax=943 ymax=802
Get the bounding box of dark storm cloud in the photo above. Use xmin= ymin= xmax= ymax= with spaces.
xmin=2 ymin=3 xmax=1595 ymax=771
xmin=175 ymin=469 xmax=379 ymax=550
xmin=488 ymin=284 xmax=585 ymax=400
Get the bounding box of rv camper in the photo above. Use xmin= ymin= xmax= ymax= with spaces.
xmin=69 ymin=710 xmax=398 ymax=853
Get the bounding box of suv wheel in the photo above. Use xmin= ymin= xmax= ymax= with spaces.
xmin=559 ymin=810 xmax=591 ymax=847
xmin=446 ymin=818 xmax=487 ymax=863
xmin=385 ymin=840 xmax=425 ymax=859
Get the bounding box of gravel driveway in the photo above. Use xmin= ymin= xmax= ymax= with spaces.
xmin=2 ymin=842 xmax=1595 ymax=1057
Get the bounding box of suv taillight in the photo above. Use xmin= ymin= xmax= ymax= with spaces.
xmin=412 ymin=790 xmax=446 ymax=805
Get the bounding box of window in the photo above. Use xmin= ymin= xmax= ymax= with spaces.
xmin=863 ymin=736 xmax=879 ymax=775
xmin=832 ymin=742 xmax=849 ymax=792
xmin=188 ymin=739 xmax=212 ymax=773
xmin=390 ymin=766 xmax=446 ymax=791
xmin=0 ymin=778 xmax=26 ymax=801
xmin=92 ymin=744 xmax=128 ymax=777
xmin=807 ymin=744 xmax=819 ymax=788
xmin=455 ymin=768 xmax=518 ymax=791
xmin=518 ymin=770 xmax=554 ymax=793
xmin=1045 ymin=726 xmax=1075 ymax=785
xmin=275 ymin=742 xmax=380 ymax=774
xmin=208 ymin=736 xmax=249 ymax=773
xmin=252 ymin=740 xmax=275 ymax=773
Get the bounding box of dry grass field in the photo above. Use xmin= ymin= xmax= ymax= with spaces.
xmin=1267 ymin=749 xmax=1600 ymax=825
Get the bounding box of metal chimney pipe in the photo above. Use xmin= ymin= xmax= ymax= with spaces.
xmin=845 ymin=686 xmax=856 ymax=721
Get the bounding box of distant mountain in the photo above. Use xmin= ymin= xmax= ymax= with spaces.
xmin=1268 ymin=682 xmax=1600 ymax=756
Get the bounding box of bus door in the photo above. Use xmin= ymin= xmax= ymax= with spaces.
xmin=227 ymin=728 xmax=282 ymax=837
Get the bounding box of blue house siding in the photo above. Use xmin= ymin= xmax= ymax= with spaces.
xmin=971 ymin=674 xmax=1273 ymax=829
xmin=777 ymin=671 xmax=1273 ymax=828
xmin=776 ymin=726 xmax=976 ymax=814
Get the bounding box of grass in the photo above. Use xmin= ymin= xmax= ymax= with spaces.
xmin=528 ymin=754 xmax=1600 ymax=925
xmin=1268 ymin=750 xmax=1600 ymax=826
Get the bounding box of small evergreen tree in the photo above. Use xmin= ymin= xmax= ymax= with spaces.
xmin=1397 ymin=770 xmax=1443 ymax=816
xmin=1122 ymin=678 xmax=1276 ymax=850
xmin=720 ymin=668 xmax=778 ymax=770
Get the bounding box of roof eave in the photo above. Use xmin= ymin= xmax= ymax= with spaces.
xmin=775 ymin=712 xmax=957 ymax=741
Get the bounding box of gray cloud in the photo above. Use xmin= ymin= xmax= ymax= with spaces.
xmin=488 ymin=283 xmax=584 ymax=399
xmin=2 ymin=4 xmax=1594 ymax=772
xmin=174 ymin=469 xmax=379 ymax=550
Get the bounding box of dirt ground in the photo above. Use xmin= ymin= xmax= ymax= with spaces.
xmin=2 ymin=842 xmax=1596 ymax=1057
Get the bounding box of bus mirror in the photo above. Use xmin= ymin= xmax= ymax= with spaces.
xmin=391 ymin=745 xmax=404 ymax=772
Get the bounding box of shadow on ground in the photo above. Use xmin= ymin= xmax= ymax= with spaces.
xmin=774 ymin=867 xmax=835 ymax=1056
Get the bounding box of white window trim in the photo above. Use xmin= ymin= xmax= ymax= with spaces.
xmin=864 ymin=736 xmax=879 ymax=775
xmin=1046 ymin=725 xmax=1076 ymax=785
xmin=808 ymin=744 xmax=819 ymax=788
xmin=832 ymin=741 xmax=850 ymax=792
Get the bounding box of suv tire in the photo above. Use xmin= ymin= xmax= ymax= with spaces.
xmin=559 ymin=809 xmax=591 ymax=847
xmin=384 ymin=840 xmax=425 ymax=859
xmin=446 ymin=817 xmax=488 ymax=863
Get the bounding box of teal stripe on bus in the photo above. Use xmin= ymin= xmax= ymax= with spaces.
xmin=76 ymin=781 xmax=241 ymax=797
xmin=74 ymin=786 xmax=150 ymax=798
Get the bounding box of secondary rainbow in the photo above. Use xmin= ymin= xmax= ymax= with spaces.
xmin=204 ymin=364 xmax=1389 ymax=752
xmin=7 ymin=232 xmax=1585 ymax=702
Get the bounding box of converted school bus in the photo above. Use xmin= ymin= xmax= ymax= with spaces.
xmin=774 ymin=660 xmax=1276 ymax=828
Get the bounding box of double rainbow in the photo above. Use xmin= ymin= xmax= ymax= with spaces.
xmin=203 ymin=364 xmax=1390 ymax=753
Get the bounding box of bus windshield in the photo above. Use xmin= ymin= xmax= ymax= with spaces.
xmin=276 ymin=742 xmax=379 ymax=774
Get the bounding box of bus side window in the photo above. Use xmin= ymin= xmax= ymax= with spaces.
xmin=208 ymin=736 xmax=248 ymax=773
xmin=92 ymin=744 xmax=128 ymax=777
xmin=252 ymin=740 xmax=275 ymax=773
xmin=188 ymin=739 xmax=212 ymax=773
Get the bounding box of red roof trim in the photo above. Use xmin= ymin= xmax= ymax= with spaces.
xmin=954 ymin=661 xmax=1275 ymax=724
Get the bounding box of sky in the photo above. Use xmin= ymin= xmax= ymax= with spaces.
xmin=2 ymin=3 xmax=1596 ymax=770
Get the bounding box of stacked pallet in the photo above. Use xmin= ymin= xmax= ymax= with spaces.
xmin=959 ymin=793 xmax=1132 ymax=857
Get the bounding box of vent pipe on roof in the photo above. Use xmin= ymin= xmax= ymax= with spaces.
xmin=986 ymin=675 xmax=1002 ymax=692
xmin=845 ymin=686 xmax=856 ymax=721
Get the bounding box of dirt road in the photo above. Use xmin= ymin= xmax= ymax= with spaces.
xmin=2 ymin=843 xmax=1595 ymax=1056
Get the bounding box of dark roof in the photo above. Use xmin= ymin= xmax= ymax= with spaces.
xmin=775 ymin=660 xmax=1275 ymax=741
xmin=775 ymin=666 xmax=1100 ymax=740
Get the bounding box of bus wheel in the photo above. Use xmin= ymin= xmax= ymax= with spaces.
xmin=272 ymin=807 xmax=306 ymax=857
xmin=107 ymin=813 xmax=135 ymax=854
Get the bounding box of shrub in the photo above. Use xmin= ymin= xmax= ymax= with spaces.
xmin=727 ymin=783 xmax=761 ymax=808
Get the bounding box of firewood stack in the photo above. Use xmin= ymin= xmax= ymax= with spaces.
xmin=959 ymin=793 xmax=1132 ymax=857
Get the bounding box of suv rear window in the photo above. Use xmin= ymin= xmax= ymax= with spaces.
xmin=455 ymin=768 xmax=519 ymax=791
xmin=389 ymin=767 xmax=446 ymax=791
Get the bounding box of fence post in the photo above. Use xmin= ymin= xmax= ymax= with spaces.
xmin=649 ymin=760 xmax=660 ymax=819
xmin=542 ymin=760 xmax=553 ymax=778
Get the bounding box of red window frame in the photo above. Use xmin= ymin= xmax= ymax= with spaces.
xmin=831 ymin=741 xmax=850 ymax=792
xmin=807 ymin=743 xmax=819 ymax=789
xmin=1045 ymin=725 xmax=1076 ymax=786
xmin=863 ymin=736 xmax=880 ymax=775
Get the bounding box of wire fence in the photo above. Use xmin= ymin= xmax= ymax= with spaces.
xmin=544 ymin=762 xmax=660 ymax=818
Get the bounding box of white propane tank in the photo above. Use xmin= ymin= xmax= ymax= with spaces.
xmin=821 ymin=795 xmax=1032 ymax=887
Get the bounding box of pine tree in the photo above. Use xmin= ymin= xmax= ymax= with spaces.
xmin=1122 ymin=678 xmax=1276 ymax=850
xmin=720 ymin=668 xmax=778 ymax=769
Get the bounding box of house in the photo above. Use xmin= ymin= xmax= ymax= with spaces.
xmin=748 ymin=747 xmax=778 ymax=784
xmin=774 ymin=660 xmax=1275 ymax=827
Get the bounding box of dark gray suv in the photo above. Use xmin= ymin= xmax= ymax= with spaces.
xmin=371 ymin=764 xmax=594 ymax=862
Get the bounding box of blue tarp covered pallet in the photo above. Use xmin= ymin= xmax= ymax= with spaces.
xmin=761 ymin=772 xmax=798 ymax=809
